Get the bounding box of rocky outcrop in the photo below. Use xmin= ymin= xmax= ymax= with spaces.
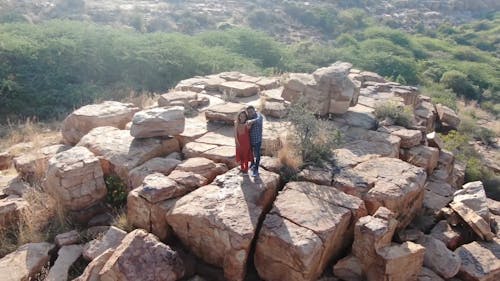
xmin=417 ymin=235 xmax=461 ymax=279
xmin=43 ymin=146 xmax=107 ymax=211
xmin=219 ymin=81 xmax=259 ymax=97
xmin=128 ymin=156 xmax=181 ymax=189
xmin=130 ymin=106 xmax=185 ymax=138
xmin=435 ymin=104 xmax=461 ymax=130
xmin=99 ymin=229 xmax=184 ymax=281
xmin=334 ymin=157 xmax=427 ymax=229
xmin=77 ymin=126 xmax=180 ymax=184
xmin=282 ymin=62 xmax=360 ymax=115
xmin=158 ymin=90 xmax=208 ymax=108
xmin=0 ymin=242 xmax=54 ymax=281
xmin=353 ymin=208 xmax=425 ymax=281
xmin=62 ymin=101 xmax=139 ymax=145
xmin=254 ymin=181 xmax=367 ymax=281
xmin=204 ymin=102 xmax=247 ymax=124
xmin=454 ymin=238 xmax=500 ymax=281
xmin=167 ymin=168 xmax=280 ymax=281
xmin=55 ymin=230 xmax=80 ymax=247
xmin=74 ymin=249 xmax=114 ymax=281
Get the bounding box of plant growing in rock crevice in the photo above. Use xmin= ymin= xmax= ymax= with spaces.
xmin=286 ymin=99 xmax=341 ymax=167
xmin=374 ymin=102 xmax=414 ymax=127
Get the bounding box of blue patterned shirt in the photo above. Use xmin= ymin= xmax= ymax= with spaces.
xmin=248 ymin=112 xmax=263 ymax=145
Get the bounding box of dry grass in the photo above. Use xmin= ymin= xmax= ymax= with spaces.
xmin=0 ymin=118 xmax=61 ymax=153
xmin=122 ymin=90 xmax=159 ymax=109
xmin=112 ymin=209 xmax=134 ymax=233
xmin=0 ymin=187 xmax=71 ymax=257
xmin=277 ymin=138 xmax=302 ymax=171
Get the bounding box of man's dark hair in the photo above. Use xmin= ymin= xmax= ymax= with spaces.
xmin=246 ymin=105 xmax=255 ymax=110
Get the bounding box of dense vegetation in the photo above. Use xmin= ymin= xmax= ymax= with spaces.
xmin=1 ymin=11 xmax=498 ymax=121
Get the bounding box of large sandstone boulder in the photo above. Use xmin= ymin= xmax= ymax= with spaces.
xmin=158 ymin=91 xmax=203 ymax=107
xmin=254 ymin=181 xmax=367 ymax=281
xmin=46 ymin=244 xmax=83 ymax=281
xmin=174 ymin=157 xmax=228 ymax=182
xmin=128 ymin=156 xmax=181 ymax=189
xmin=99 ymin=229 xmax=185 ymax=281
xmin=130 ymin=106 xmax=185 ymax=138
xmin=0 ymin=242 xmax=54 ymax=281
xmin=453 ymin=181 xmax=490 ymax=222
xmin=204 ymin=102 xmax=247 ymax=124
xmin=282 ymin=62 xmax=360 ymax=115
xmin=353 ymin=208 xmax=426 ymax=281
xmin=454 ymin=238 xmax=500 ymax=281
xmin=333 ymin=157 xmax=427 ymax=229
xmin=62 ymin=101 xmax=139 ymax=145
xmin=43 ymin=146 xmax=107 ymax=211
xmin=167 ymin=168 xmax=280 ymax=281
xmin=333 ymin=255 xmax=365 ymax=281
xmin=400 ymin=145 xmax=440 ymax=174
xmin=423 ymin=180 xmax=455 ymax=215
xmin=77 ymin=126 xmax=180 ymax=184
xmin=55 ymin=230 xmax=80 ymax=247
xmin=435 ymin=104 xmax=461 ymax=129
xmin=219 ymin=81 xmax=259 ymax=97
xmin=13 ymin=144 xmax=70 ymax=182
xmin=417 ymin=235 xmax=461 ymax=279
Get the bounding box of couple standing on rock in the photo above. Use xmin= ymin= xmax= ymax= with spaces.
xmin=234 ymin=105 xmax=263 ymax=177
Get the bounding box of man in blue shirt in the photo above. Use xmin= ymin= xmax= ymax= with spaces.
xmin=246 ymin=105 xmax=263 ymax=177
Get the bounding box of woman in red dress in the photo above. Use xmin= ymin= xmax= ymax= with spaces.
xmin=235 ymin=110 xmax=253 ymax=173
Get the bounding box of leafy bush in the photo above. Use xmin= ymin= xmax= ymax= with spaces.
xmin=105 ymin=175 xmax=128 ymax=208
xmin=440 ymin=70 xmax=479 ymax=100
xmin=374 ymin=103 xmax=414 ymax=127
xmin=287 ymin=100 xmax=341 ymax=165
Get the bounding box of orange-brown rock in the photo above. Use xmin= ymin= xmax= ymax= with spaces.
xmin=455 ymin=238 xmax=500 ymax=281
xmin=130 ymin=106 xmax=185 ymax=138
xmin=99 ymin=229 xmax=184 ymax=281
xmin=254 ymin=181 xmax=366 ymax=281
xmin=167 ymin=168 xmax=280 ymax=281
xmin=333 ymin=157 xmax=427 ymax=229
xmin=0 ymin=242 xmax=54 ymax=281
xmin=13 ymin=144 xmax=70 ymax=182
xmin=62 ymin=101 xmax=139 ymax=145
xmin=400 ymin=145 xmax=439 ymax=174
xmin=43 ymin=146 xmax=107 ymax=211
xmin=77 ymin=126 xmax=180 ymax=183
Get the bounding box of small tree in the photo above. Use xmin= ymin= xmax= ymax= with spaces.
xmin=287 ymin=100 xmax=341 ymax=166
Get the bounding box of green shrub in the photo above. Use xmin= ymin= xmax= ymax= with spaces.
xmin=374 ymin=103 xmax=414 ymax=127
xmin=440 ymin=70 xmax=480 ymax=100
xmin=105 ymin=175 xmax=128 ymax=208
xmin=287 ymin=100 xmax=341 ymax=166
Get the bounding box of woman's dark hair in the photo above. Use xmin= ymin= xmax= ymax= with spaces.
xmin=235 ymin=110 xmax=248 ymax=123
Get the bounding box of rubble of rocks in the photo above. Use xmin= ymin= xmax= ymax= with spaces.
xmin=1 ymin=63 xmax=499 ymax=281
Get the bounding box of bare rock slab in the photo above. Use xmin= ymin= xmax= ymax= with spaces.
xmin=205 ymin=102 xmax=247 ymax=124
xmin=55 ymin=230 xmax=80 ymax=247
xmin=219 ymin=81 xmax=259 ymax=97
xmin=167 ymin=168 xmax=280 ymax=281
xmin=158 ymin=91 xmax=199 ymax=107
xmin=450 ymin=201 xmax=494 ymax=241
xmin=333 ymin=157 xmax=427 ymax=229
xmin=74 ymin=249 xmax=114 ymax=281
xmin=99 ymin=229 xmax=184 ymax=281
xmin=44 ymin=146 xmax=106 ymax=211
xmin=83 ymin=226 xmax=127 ymax=261
xmin=78 ymin=126 xmax=180 ymax=184
xmin=455 ymin=238 xmax=500 ymax=281
xmin=128 ymin=156 xmax=181 ymax=189
xmin=46 ymin=244 xmax=83 ymax=281
xmin=401 ymin=145 xmax=439 ymax=174
xmin=454 ymin=181 xmax=490 ymax=222
xmin=417 ymin=235 xmax=461 ymax=279
xmin=255 ymin=182 xmax=367 ymax=281
xmin=417 ymin=267 xmax=445 ymax=281
xmin=130 ymin=106 xmax=185 ymax=138
xmin=0 ymin=242 xmax=54 ymax=281
xmin=62 ymin=101 xmax=139 ymax=145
